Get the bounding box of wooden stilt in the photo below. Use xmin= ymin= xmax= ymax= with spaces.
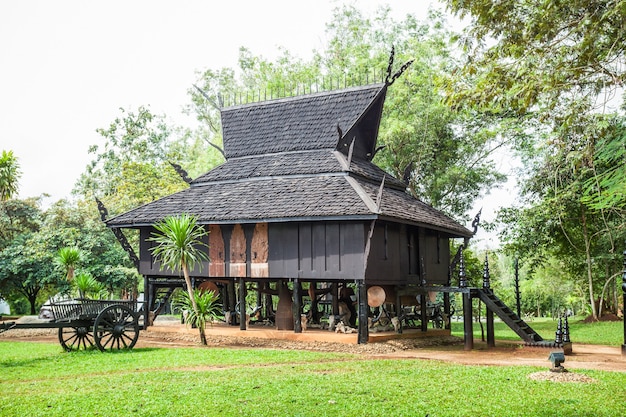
xmin=357 ymin=280 xmax=368 ymax=344
xmin=294 ymin=278 xmax=302 ymax=333
xmin=463 ymin=293 xmax=473 ymax=351
xmin=239 ymin=278 xmax=246 ymax=330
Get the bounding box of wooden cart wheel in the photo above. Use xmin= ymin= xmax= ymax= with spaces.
xmin=58 ymin=325 xmax=95 ymax=351
xmin=93 ymin=304 xmax=139 ymax=351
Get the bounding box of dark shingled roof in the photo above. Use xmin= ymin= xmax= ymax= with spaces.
xmin=106 ymin=83 xmax=472 ymax=238
xmin=221 ymin=84 xmax=385 ymax=158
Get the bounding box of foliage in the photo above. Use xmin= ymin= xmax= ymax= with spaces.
xmin=189 ymin=5 xmax=506 ymax=219
xmin=0 ymin=233 xmax=62 ymax=314
xmin=73 ymin=272 xmax=105 ymax=299
xmin=1 ymin=341 xmax=625 ymax=416
xmin=445 ymin=0 xmax=626 ymax=122
xmin=0 ymin=198 xmax=41 ymax=250
xmin=173 ymin=288 xmax=222 ymax=344
xmin=149 ymin=214 xmax=209 ymax=343
xmin=73 ymin=106 xmax=190 ymax=217
xmin=443 ymin=0 xmax=626 ymax=318
xmin=0 ymin=198 xmax=139 ymax=312
xmin=496 ymin=119 xmax=625 ymax=320
xmin=0 ymin=150 xmax=21 ymax=201
xmin=149 ymin=214 xmax=209 ymax=276
xmin=581 ymin=120 xmax=626 ymax=211
xmin=56 ymin=246 xmax=82 ymax=282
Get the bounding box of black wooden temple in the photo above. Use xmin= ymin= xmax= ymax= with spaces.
xmin=105 ymin=81 xmax=529 ymax=345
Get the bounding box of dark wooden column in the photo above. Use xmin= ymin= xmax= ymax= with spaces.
xmin=443 ymin=292 xmax=451 ymax=330
xmin=144 ymin=275 xmax=152 ymax=329
xmin=239 ymin=278 xmax=247 ymax=331
xmin=293 ymin=278 xmax=302 ymax=333
xmin=420 ymin=295 xmax=428 ymax=332
xmin=331 ymin=282 xmax=339 ymax=316
xmin=395 ymin=286 xmax=402 ymax=334
xmin=222 ymin=224 xmax=236 ymax=324
xmin=357 ymin=280 xmax=368 ymax=344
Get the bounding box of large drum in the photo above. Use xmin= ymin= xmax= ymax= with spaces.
xmin=367 ymin=286 xmax=386 ymax=308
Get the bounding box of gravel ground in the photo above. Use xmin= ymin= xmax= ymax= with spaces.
xmin=3 ymin=318 xmax=625 ymax=382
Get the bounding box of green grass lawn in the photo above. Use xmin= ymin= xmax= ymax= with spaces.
xmin=1 ymin=340 xmax=624 ymax=417
xmin=451 ymin=316 xmax=625 ymax=346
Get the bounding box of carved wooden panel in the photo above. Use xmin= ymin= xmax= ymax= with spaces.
xmin=230 ymin=224 xmax=246 ymax=277
xmin=209 ymin=224 xmax=225 ymax=277
xmin=251 ymin=222 xmax=269 ymax=277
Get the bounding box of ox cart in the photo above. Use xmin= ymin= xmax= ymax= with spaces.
xmin=0 ymin=298 xmax=140 ymax=352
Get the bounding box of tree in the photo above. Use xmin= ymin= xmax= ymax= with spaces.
xmin=189 ymin=5 xmax=506 ymax=219
xmin=149 ymin=214 xmax=209 ymax=344
xmin=445 ymin=0 xmax=626 ymax=122
xmin=73 ymin=106 xmax=190 ymax=217
xmin=56 ymin=247 xmax=81 ymax=282
xmin=173 ymin=288 xmax=221 ymax=345
xmin=0 ymin=150 xmax=21 ymax=201
xmin=0 ymin=233 xmax=61 ymax=314
xmin=0 ymin=198 xmax=41 ymax=250
xmin=444 ymin=0 xmax=626 ymax=318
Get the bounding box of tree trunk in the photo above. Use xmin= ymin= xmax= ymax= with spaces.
xmin=182 ymin=265 xmax=206 ymax=345
xmin=581 ymin=209 xmax=598 ymax=320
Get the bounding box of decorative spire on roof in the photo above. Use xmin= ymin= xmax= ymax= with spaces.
xmin=385 ymin=45 xmax=415 ymax=86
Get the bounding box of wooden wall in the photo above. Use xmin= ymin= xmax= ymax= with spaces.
xmin=364 ymin=222 xmax=450 ymax=285
xmin=138 ymin=220 xmax=450 ymax=285
xmin=268 ymin=222 xmax=365 ymax=280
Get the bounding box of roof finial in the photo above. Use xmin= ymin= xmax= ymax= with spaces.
xmin=385 ymin=45 xmax=415 ymax=86
xmin=169 ymin=162 xmax=193 ymax=184
xmin=385 ymin=45 xmax=395 ymax=85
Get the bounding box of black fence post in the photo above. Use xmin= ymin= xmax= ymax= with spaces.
xmin=622 ymin=246 xmax=626 ymax=356
xmin=459 ymin=250 xmax=473 ymax=351
xmin=484 ymin=253 xmax=495 ymax=348
xmin=239 ymin=278 xmax=247 ymax=330
xmin=514 ymin=258 xmax=521 ymax=319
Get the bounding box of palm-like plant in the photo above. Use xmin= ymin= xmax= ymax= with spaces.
xmin=149 ymin=214 xmax=209 ymax=342
xmin=56 ymin=246 xmax=82 ymax=282
xmin=74 ymin=272 xmax=106 ymax=299
xmin=0 ymin=150 xmax=21 ymax=202
xmin=173 ymin=288 xmax=222 ymax=345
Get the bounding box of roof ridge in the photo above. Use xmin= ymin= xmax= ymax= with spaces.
xmin=225 ymin=148 xmax=334 ymax=162
xmin=221 ymin=83 xmax=385 ymax=111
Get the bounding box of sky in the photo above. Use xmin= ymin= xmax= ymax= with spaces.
xmin=0 ymin=0 xmax=511 ymax=247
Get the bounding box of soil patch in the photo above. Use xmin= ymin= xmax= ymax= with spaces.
xmin=2 ymin=323 xmax=625 ymax=373
xmin=582 ymin=313 xmax=622 ymax=323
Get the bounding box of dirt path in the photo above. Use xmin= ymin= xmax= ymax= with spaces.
xmin=2 ymin=326 xmax=625 ymax=374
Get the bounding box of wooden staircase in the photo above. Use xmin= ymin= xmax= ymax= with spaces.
xmin=474 ymin=288 xmax=543 ymax=343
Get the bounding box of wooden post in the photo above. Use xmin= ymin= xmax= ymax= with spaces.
xmin=145 ymin=275 xmax=152 ymax=329
xmin=420 ymin=295 xmax=428 ymax=332
xmin=463 ymin=293 xmax=473 ymax=351
xmin=443 ymin=292 xmax=451 ymax=330
xmin=331 ymin=282 xmax=339 ymax=316
xmin=239 ymin=278 xmax=246 ymax=331
xmin=395 ymin=287 xmax=403 ymax=334
xmin=293 ymin=278 xmax=302 ymax=333
xmin=357 ymin=280 xmax=368 ymax=344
